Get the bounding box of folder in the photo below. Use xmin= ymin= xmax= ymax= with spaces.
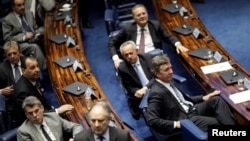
xmin=54 ymin=55 xmax=76 ymax=68
xmin=188 ymin=47 xmax=213 ymax=60
xmin=49 ymin=33 xmax=68 ymax=44
xmin=172 ymin=24 xmax=195 ymax=35
xmin=220 ymin=69 xmax=245 ymax=84
xmin=162 ymin=3 xmax=182 ymax=13
xmin=62 ymin=82 xmax=89 ymax=96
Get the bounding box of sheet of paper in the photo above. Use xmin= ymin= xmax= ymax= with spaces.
xmin=200 ymin=61 xmax=233 ymax=74
xmin=229 ymin=90 xmax=250 ymax=104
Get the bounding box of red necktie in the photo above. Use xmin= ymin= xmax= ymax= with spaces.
xmin=138 ymin=28 xmax=145 ymax=53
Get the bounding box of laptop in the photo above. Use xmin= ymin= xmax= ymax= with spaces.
xmin=62 ymin=82 xmax=89 ymax=96
xmin=49 ymin=33 xmax=68 ymax=44
xmin=188 ymin=47 xmax=213 ymax=60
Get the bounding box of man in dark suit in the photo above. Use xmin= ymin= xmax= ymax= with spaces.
xmin=0 ymin=41 xmax=23 ymax=129
xmin=12 ymin=56 xmax=74 ymax=126
xmin=17 ymin=96 xmax=84 ymax=141
xmin=117 ymin=40 xmax=154 ymax=119
xmin=2 ymin=0 xmax=47 ymax=70
xmin=108 ymin=4 xmax=189 ymax=69
xmin=145 ymin=55 xmax=236 ymax=135
xmin=77 ymin=100 xmax=131 ymax=141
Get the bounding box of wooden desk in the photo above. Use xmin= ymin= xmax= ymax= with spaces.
xmin=43 ymin=0 xmax=138 ymax=140
xmin=152 ymin=0 xmax=250 ymax=124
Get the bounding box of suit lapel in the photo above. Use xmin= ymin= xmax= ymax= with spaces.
xmin=157 ymin=81 xmax=186 ymax=112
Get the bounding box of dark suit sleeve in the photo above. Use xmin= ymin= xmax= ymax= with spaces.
xmin=107 ymin=24 xmax=134 ymax=58
xmin=145 ymin=88 xmax=176 ymax=134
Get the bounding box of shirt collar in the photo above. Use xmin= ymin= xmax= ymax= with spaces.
xmin=136 ymin=24 xmax=149 ymax=32
xmin=94 ymin=127 xmax=109 ymax=140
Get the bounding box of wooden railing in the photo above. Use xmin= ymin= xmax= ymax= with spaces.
xmin=43 ymin=0 xmax=138 ymax=140
xmin=151 ymin=0 xmax=250 ymax=124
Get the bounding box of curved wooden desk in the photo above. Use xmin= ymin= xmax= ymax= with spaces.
xmin=43 ymin=0 xmax=138 ymax=140
xmin=152 ymin=0 xmax=250 ymax=124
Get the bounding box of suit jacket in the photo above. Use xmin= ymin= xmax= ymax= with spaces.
xmin=13 ymin=76 xmax=55 ymax=126
xmin=77 ymin=126 xmax=131 ymax=141
xmin=145 ymin=79 xmax=203 ymax=134
xmin=0 ymin=60 xmax=15 ymax=88
xmin=17 ymin=112 xmax=84 ymax=141
xmin=2 ymin=9 xmax=44 ymax=43
xmin=108 ymin=20 xmax=179 ymax=57
xmin=117 ymin=53 xmax=154 ymax=98
xmin=25 ymin=0 xmax=55 ymax=22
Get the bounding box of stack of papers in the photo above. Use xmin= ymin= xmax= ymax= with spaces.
xmin=200 ymin=61 xmax=233 ymax=74
xmin=229 ymin=90 xmax=250 ymax=104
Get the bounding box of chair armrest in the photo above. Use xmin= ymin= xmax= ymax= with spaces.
xmin=181 ymin=119 xmax=207 ymax=141
xmin=0 ymin=128 xmax=17 ymax=141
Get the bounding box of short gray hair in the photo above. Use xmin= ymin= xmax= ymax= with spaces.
xmin=22 ymin=96 xmax=42 ymax=111
xmin=89 ymin=100 xmax=111 ymax=119
xmin=151 ymin=55 xmax=170 ymax=74
xmin=119 ymin=40 xmax=137 ymax=54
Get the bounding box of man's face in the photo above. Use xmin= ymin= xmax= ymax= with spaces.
xmin=25 ymin=104 xmax=44 ymax=124
xmin=12 ymin=0 xmax=25 ymax=15
xmin=132 ymin=6 xmax=149 ymax=27
xmin=89 ymin=106 xmax=110 ymax=136
xmin=156 ymin=63 xmax=173 ymax=83
xmin=121 ymin=44 xmax=138 ymax=64
xmin=22 ymin=58 xmax=40 ymax=81
xmin=4 ymin=45 xmax=21 ymax=65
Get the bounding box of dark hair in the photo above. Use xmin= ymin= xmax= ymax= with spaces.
xmin=20 ymin=55 xmax=37 ymax=69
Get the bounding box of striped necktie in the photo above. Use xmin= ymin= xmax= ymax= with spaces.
xmin=138 ymin=28 xmax=145 ymax=53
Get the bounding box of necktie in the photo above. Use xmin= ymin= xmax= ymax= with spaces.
xmin=36 ymin=82 xmax=42 ymax=95
xmin=170 ymin=82 xmax=193 ymax=107
xmin=20 ymin=15 xmax=32 ymax=32
xmin=14 ymin=64 xmax=21 ymax=83
xmin=40 ymin=124 xmax=52 ymax=141
xmin=98 ymin=136 xmax=104 ymax=141
xmin=133 ymin=63 xmax=148 ymax=86
xmin=138 ymin=28 xmax=145 ymax=53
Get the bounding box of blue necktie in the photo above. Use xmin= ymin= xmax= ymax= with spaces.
xmin=20 ymin=15 xmax=32 ymax=32
xmin=14 ymin=64 xmax=21 ymax=83
xmin=170 ymin=82 xmax=193 ymax=107
xmin=133 ymin=63 xmax=148 ymax=86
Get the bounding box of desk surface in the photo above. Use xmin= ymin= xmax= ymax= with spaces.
xmin=152 ymin=0 xmax=250 ymax=124
xmin=43 ymin=0 xmax=138 ymax=140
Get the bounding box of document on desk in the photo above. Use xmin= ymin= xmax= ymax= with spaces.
xmin=200 ymin=61 xmax=233 ymax=74
xmin=229 ymin=90 xmax=250 ymax=104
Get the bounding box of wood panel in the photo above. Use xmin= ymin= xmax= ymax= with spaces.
xmin=152 ymin=0 xmax=250 ymax=124
xmin=43 ymin=0 xmax=138 ymax=140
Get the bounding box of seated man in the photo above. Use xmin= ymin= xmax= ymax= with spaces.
xmin=78 ymin=100 xmax=131 ymax=141
xmin=145 ymin=55 xmax=236 ymax=135
xmin=25 ymin=0 xmax=56 ymax=27
xmin=0 ymin=41 xmax=23 ymax=128
xmin=2 ymin=0 xmax=47 ymax=70
xmin=108 ymin=4 xmax=188 ymax=69
xmin=117 ymin=40 xmax=154 ymax=119
xmin=17 ymin=96 xmax=84 ymax=141
xmin=13 ymin=56 xmax=74 ymax=126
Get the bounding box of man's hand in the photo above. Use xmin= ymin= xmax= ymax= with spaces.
xmin=57 ymin=104 xmax=74 ymax=114
xmin=202 ymin=90 xmax=221 ymax=101
xmin=0 ymin=85 xmax=13 ymax=96
xmin=134 ymin=87 xmax=148 ymax=98
xmin=176 ymin=44 xmax=189 ymax=54
xmin=24 ymin=32 xmax=34 ymax=40
xmin=114 ymin=58 xmax=123 ymax=69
